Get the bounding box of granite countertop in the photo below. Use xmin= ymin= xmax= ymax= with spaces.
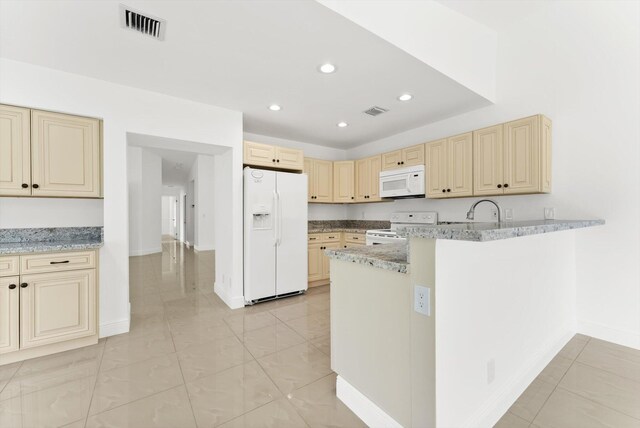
xmin=396 ymin=219 xmax=605 ymax=242
xmin=325 ymin=243 xmax=408 ymax=274
xmin=309 ymin=227 xmax=370 ymax=234
xmin=0 ymin=227 xmax=104 ymax=255
xmin=308 ymin=220 xmax=389 ymax=235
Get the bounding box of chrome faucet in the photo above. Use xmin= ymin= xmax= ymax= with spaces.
xmin=466 ymin=199 xmax=502 ymax=223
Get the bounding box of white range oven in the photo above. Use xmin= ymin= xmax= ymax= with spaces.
xmin=379 ymin=165 xmax=425 ymax=198
xmin=366 ymin=211 xmax=438 ymax=245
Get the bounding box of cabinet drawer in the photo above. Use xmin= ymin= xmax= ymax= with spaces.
xmin=344 ymin=233 xmax=365 ymax=243
xmin=308 ymin=234 xmax=323 ymax=243
xmin=322 ymin=232 xmax=341 ymax=243
xmin=20 ymin=251 xmax=96 ymax=274
xmin=0 ymin=256 xmax=20 ymax=277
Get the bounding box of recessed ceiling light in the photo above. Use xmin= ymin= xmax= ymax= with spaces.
xmin=268 ymin=104 xmax=282 ymax=111
xmin=319 ymin=63 xmax=337 ymax=74
xmin=398 ymin=93 xmax=413 ymax=101
xmin=337 ymin=122 xmax=348 ymax=128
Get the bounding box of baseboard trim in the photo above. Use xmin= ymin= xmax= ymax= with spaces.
xmin=578 ymin=320 xmax=640 ymax=350
xmin=99 ymin=317 xmax=130 ymax=338
xmin=336 ymin=375 xmax=403 ymax=428
xmin=129 ymin=247 xmax=162 ymax=257
xmin=194 ymin=245 xmax=215 ymax=252
xmin=214 ymin=281 xmax=245 ymax=310
xmin=460 ymin=326 xmax=574 ymax=428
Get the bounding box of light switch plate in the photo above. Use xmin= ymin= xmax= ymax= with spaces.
xmin=505 ymin=208 xmax=513 ymax=220
xmin=414 ymin=285 xmax=430 ymax=316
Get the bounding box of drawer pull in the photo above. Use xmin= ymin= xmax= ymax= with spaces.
xmin=20 ymin=283 xmax=28 ymax=288
xmin=8 ymin=284 xmax=16 ymax=290
xmin=50 ymin=260 xmax=70 ymax=264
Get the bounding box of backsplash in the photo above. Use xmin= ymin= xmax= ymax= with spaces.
xmin=0 ymin=227 xmax=103 ymax=243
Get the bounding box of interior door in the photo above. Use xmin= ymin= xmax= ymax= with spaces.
xmin=275 ymin=171 xmax=308 ymax=295
xmin=0 ymin=105 xmax=31 ymax=196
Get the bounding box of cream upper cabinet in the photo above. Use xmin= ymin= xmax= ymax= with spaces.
xmin=355 ymin=155 xmax=382 ymax=202
xmin=473 ymin=125 xmax=504 ymax=195
xmin=244 ymin=141 xmax=276 ymax=168
xmin=426 ymin=134 xmax=472 ymax=198
xmin=275 ymin=146 xmax=304 ymax=171
xmin=31 ymin=110 xmax=101 ymax=198
xmin=504 ymin=116 xmax=540 ymax=194
xmin=425 ymin=139 xmax=448 ymax=198
xmin=305 ymin=158 xmax=333 ymax=203
xmin=0 ymin=105 xmax=31 ymax=196
xmin=20 ymin=269 xmax=97 ymax=349
xmin=541 ymin=116 xmax=552 ymax=193
xmin=333 ymin=161 xmax=355 ymax=203
xmin=0 ymin=276 xmax=20 ymax=355
xmin=381 ymin=144 xmax=425 ymax=171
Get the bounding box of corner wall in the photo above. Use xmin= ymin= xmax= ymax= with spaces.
xmin=128 ymin=146 xmax=162 ymax=256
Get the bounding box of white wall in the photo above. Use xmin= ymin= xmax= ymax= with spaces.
xmin=345 ymin=2 xmax=640 ymax=348
xmin=0 ymin=58 xmax=244 ymax=336
xmin=161 ymin=196 xmax=171 ymax=236
xmin=127 ymin=146 xmax=162 ymax=256
xmin=195 ymin=154 xmax=216 ymax=251
xmin=0 ymin=198 xmax=103 ymax=228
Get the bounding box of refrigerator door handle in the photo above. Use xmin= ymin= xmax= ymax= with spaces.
xmin=277 ymin=190 xmax=283 ymax=247
xmin=273 ymin=190 xmax=279 ymax=247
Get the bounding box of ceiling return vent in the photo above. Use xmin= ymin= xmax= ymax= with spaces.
xmin=363 ymin=106 xmax=389 ymax=117
xmin=119 ymin=4 xmax=166 ymax=40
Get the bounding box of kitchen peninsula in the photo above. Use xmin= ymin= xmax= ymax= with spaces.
xmin=326 ymin=219 xmax=604 ymax=428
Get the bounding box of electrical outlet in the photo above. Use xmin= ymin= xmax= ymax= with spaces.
xmin=505 ymin=208 xmax=513 ymax=220
xmin=487 ymin=359 xmax=495 ymax=384
xmin=544 ymin=207 xmax=555 ymax=220
xmin=414 ymin=285 xmax=430 ymax=316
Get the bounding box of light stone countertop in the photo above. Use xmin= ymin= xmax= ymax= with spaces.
xmin=325 ymin=243 xmax=408 ymax=274
xmin=0 ymin=227 xmax=104 ymax=255
xmin=308 ymin=228 xmax=369 ymax=234
xmin=0 ymin=240 xmax=104 ymax=255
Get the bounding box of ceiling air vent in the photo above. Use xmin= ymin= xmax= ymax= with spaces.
xmin=119 ymin=4 xmax=166 ymax=40
xmin=363 ymin=106 xmax=389 ymax=117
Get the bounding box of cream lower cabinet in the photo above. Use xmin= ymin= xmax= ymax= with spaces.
xmin=308 ymin=233 xmax=341 ymax=286
xmin=0 ymin=250 xmax=98 ymax=363
xmin=355 ymin=155 xmax=382 ymax=202
xmin=425 ymin=133 xmax=473 ymax=198
xmin=304 ymin=158 xmax=333 ymax=203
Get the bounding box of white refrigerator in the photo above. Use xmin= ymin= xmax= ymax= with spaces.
xmin=244 ymin=167 xmax=308 ymax=303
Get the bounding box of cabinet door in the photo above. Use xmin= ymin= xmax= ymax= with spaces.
xmin=314 ymin=159 xmax=333 ymax=203
xmin=244 ymin=141 xmax=276 ymax=168
xmin=541 ymin=116 xmax=552 ymax=193
xmin=448 ymin=133 xmax=473 ymax=197
xmin=322 ymin=242 xmax=341 ymax=279
xmin=381 ymin=150 xmax=402 ymax=171
xmin=31 ymin=110 xmax=101 ymax=198
xmin=20 ymin=269 xmax=97 ymax=349
xmin=425 ymin=139 xmax=448 ymax=198
xmin=368 ymin=155 xmax=382 ymax=202
xmin=402 ymin=144 xmax=425 ymax=167
xmin=0 ymin=105 xmax=31 ymax=196
xmin=504 ymin=116 xmax=540 ymax=194
xmin=333 ymin=161 xmax=354 ymax=203
xmin=304 ymin=158 xmax=314 ymax=202
xmin=473 ymin=125 xmax=504 ymax=196
xmin=355 ymin=158 xmax=369 ymax=202
xmin=275 ymin=146 xmax=304 ymax=171
xmin=0 ymin=276 xmax=19 ymax=355
xmin=308 ymin=243 xmax=323 ymax=282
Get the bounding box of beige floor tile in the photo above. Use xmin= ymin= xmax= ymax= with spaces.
xmin=90 ymin=353 xmax=184 ymax=415
xmin=219 ymin=397 xmax=309 ymax=428
xmin=558 ymin=334 xmax=590 ymax=360
xmin=270 ymin=301 xmax=325 ymax=322
xmin=509 ymin=378 xmax=556 ymax=422
xmin=257 ymin=342 xmax=333 ymax=394
xmin=128 ymin=312 xmax=170 ymax=337
xmin=0 ymin=375 xmax=96 ymax=428
xmin=1 ymin=342 xmax=103 ymax=401
xmin=187 ymin=361 xmax=282 ymax=427
xmin=0 ymin=361 xmax=22 ymax=394
xmin=170 ymin=318 xmax=237 ymax=351
xmin=310 ymin=335 xmax=331 ymax=356
xmin=284 ymin=311 xmax=331 ymax=341
xmin=287 ymin=373 xmax=366 ymax=428
xmin=577 ymin=338 xmax=640 ymax=382
xmin=130 ymin=293 xmax=165 ymax=315
xmin=241 ymin=321 xmax=307 ymax=358
xmin=493 ymin=411 xmax=530 ymax=428
xmin=532 ymin=388 xmax=640 ymax=428
xmin=225 ymin=311 xmax=279 ymax=336
xmin=62 ymin=420 xmax=87 ymax=428
xmin=559 ymin=362 xmax=640 ymax=419
xmin=86 ymin=385 xmax=196 ymax=428
xmin=537 ymin=354 xmax=573 ymax=385
xmin=100 ymin=328 xmax=175 ymax=372
xmin=177 ymin=335 xmax=253 ymax=382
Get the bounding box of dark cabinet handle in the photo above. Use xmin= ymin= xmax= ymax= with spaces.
xmin=504 ymin=184 xmax=509 ymax=188
xmin=442 ymin=189 xmax=446 ymax=193
xmin=20 ymin=283 xmax=28 ymax=288
xmin=401 ymin=161 xmax=405 ymax=165
xmin=397 ymin=162 xmax=400 ymax=165
xmin=21 ymin=183 xmax=28 ymax=188
xmin=50 ymin=260 xmax=70 ymax=264
xmin=8 ymin=284 xmax=16 ymax=290
xmin=497 ymin=184 xmax=502 ymax=188
xmin=272 ymin=159 xmax=276 ymax=162
xmin=32 ymin=184 xmax=39 ymax=189
xmin=447 ymin=189 xmax=451 ymax=192
xmin=276 ymin=159 xmax=280 ymax=163
xmin=351 ymin=196 xmax=354 ymax=199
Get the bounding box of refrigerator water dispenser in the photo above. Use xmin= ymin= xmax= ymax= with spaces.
xmin=251 ymin=204 xmax=272 ymax=230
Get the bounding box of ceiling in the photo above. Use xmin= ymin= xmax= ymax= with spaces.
xmin=0 ymin=0 xmax=491 ymax=148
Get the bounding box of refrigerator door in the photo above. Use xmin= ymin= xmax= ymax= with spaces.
xmin=275 ymin=171 xmax=308 ymax=295
xmin=244 ymin=168 xmax=276 ymax=301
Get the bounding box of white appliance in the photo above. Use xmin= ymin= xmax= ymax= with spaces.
xmin=366 ymin=211 xmax=437 ymax=245
xmin=244 ymin=167 xmax=308 ymax=303
xmin=379 ymin=164 xmax=425 ymax=198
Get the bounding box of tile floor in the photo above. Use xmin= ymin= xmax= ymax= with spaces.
xmin=1 ymin=240 xmax=639 ymax=427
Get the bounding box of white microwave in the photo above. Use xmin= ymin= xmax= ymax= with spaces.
xmin=379 ymin=165 xmax=425 ymax=198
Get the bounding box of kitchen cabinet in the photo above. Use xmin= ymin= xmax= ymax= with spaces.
xmin=426 ymin=133 xmax=473 ymax=198
xmin=0 ymin=250 xmax=98 ymax=364
xmin=355 ymin=155 xmax=382 ymax=202
xmin=343 ymin=233 xmax=366 ymax=247
xmin=473 ymin=115 xmax=551 ymax=196
xmin=381 ymin=144 xmax=425 ymax=171
xmin=333 ymin=161 xmax=355 ymax=203
xmin=304 ymin=158 xmax=333 ymax=203
xmin=307 ymin=242 xmax=324 ymax=282
xmin=308 ymin=232 xmax=354 ymax=286
xmin=243 ymin=141 xmax=303 ymax=171
xmin=322 ymin=242 xmax=341 ymax=279
xmin=0 ymin=105 xmax=31 ymax=196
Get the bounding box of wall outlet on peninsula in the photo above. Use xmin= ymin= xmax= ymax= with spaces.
xmin=414 ymin=285 xmax=430 ymax=316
